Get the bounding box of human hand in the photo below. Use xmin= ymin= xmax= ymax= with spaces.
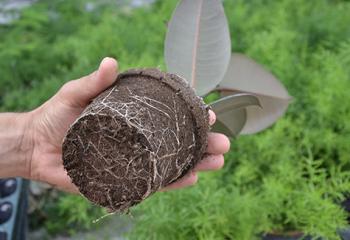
xmin=24 ymin=57 xmax=230 ymax=193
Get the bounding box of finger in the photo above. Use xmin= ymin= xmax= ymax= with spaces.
xmin=209 ymin=110 xmax=216 ymax=126
xmin=194 ymin=154 xmax=224 ymax=172
xmin=207 ymin=132 xmax=230 ymax=154
xmin=58 ymin=57 xmax=118 ymax=108
xmin=56 ymin=182 xmax=79 ymax=194
xmin=40 ymin=167 xmax=79 ymax=194
xmin=160 ymin=172 xmax=198 ymax=192
xmin=54 ymin=178 xmax=79 ymax=194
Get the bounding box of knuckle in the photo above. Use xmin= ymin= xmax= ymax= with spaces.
xmin=59 ymin=81 xmax=75 ymax=95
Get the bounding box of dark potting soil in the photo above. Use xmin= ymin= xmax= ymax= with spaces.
xmin=62 ymin=68 xmax=209 ymax=212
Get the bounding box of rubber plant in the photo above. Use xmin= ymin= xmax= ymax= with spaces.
xmin=164 ymin=1 xmax=302 ymax=240
xmin=62 ymin=0 xmax=290 ymax=216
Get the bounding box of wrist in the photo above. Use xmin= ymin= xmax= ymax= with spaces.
xmin=0 ymin=112 xmax=34 ymax=179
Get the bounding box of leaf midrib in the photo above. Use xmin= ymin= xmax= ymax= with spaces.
xmin=191 ymin=0 xmax=203 ymax=88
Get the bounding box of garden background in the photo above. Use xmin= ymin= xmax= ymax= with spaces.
xmin=1 ymin=0 xmax=350 ymax=239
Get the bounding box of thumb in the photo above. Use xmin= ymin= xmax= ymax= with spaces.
xmin=58 ymin=57 xmax=118 ymax=108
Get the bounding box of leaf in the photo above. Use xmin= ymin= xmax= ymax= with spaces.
xmin=217 ymin=53 xmax=292 ymax=134
xmin=210 ymin=93 xmax=261 ymax=137
xmin=165 ymin=0 xmax=231 ymax=96
xmin=211 ymin=108 xmax=247 ymax=138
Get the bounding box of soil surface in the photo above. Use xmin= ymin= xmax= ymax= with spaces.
xmin=62 ymin=68 xmax=209 ymax=212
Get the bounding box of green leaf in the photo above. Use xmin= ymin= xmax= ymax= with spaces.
xmin=210 ymin=93 xmax=261 ymax=137
xmin=217 ymin=54 xmax=292 ymax=134
xmin=165 ymin=0 xmax=231 ymax=96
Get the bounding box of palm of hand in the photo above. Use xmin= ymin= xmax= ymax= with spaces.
xmin=29 ymin=97 xmax=84 ymax=192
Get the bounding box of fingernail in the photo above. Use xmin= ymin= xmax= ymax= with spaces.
xmin=96 ymin=57 xmax=118 ymax=81
xmin=100 ymin=57 xmax=110 ymax=67
xmin=209 ymin=117 xmax=215 ymax=125
xmin=96 ymin=58 xmax=106 ymax=76
xmin=208 ymin=110 xmax=216 ymax=125
xmin=100 ymin=57 xmax=118 ymax=70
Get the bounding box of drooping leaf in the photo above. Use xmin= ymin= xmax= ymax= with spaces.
xmin=165 ymin=0 xmax=231 ymax=96
xmin=211 ymin=108 xmax=247 ymax=138
xmin=217 ymin=53 xmax=292 ymax=134
xmin=210 ymin=93 xmax=261 ymax=137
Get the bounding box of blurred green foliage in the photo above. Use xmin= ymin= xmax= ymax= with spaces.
xmin=1 ymin=0 xmax=350 ymax=239
xmin=44 ymin=194 xmax=107 ymax=235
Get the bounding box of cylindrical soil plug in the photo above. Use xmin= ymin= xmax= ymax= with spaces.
xmin=62 ymin=68 xmax=209 ymax=212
